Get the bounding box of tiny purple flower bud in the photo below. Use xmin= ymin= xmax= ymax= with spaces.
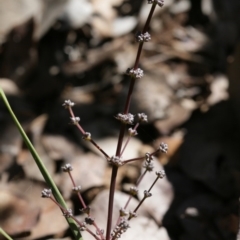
xmin=63 ymin=208 xmax=73 ymax=217
xmin=148 ymin=0 xmax=164 ymax=7
xmin=115 ymin=113 xmax=134 ymax=125
xmin=41 ymin=188 xmax=52 ymax=198
xmin=137 ymin=113 xmax=148 ymax=123
xmin=129 ymin=186 xmax=139 ymax=196
xmin=96 ymin=229 xmax=104 ymax=235
xmin=62 ymin=99 xmax=75 ymax=109
xmin=128 ymin=128 xmax=138 ymax=136
xmin=143 ymin=160 xmax=154 ymax=171
xmin=156 ymin=170 xmax=166 ymax=178
xmin=80 ymin=206 xmax=91 ymax=215
xmin=136 ymin=32 xmax=151 ymax=42
xmin=129 ymin=211 xmax=137 ymax=218
xmin=85 ymin=216 xmax=95 ymax=225
xmin=145 ymin=152 xmax=154 ymax=162
xmin=126 ymin=68 xmax=144 ymax=79
xmin=70 ymin=116 xmax=80 ymax=125
xmin=144 ymin=190 xmax=152 ymax=198
xmin=159 ymin=142 xmax=168 ymax=153
xmin=79 ymin=226 xmax=86 ymax=231
xmin=62 ymin=163 xmax=73 ymax=172
xmin=108 ymin=156 xmax=123 ymax=167
xmin=82 ymin=132 xmax=91 ymax=140
xmin=120 ymin=208 xmax=129 ymax=217
xmin=72 ymin=186 xmax=82 ymax=192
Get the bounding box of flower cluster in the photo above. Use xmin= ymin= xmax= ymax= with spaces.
xmin=72 ymin=186 xmax=82 ymax=192
xmin=136 ymin=32 xmax=151 ymax=42
xmin=63 ymin=209 xmax=73 ymax=218
xmin=144 ymin=190 xmax=152 ymax=198
xmin=128 ymin=128 xmax=138 ymax=136
xmin=137 ymin=113 xmax=148 ymax=123
xmin=156 ymin=170 xmax=166 ymax=179
xmin=70 ymin=116 xmax=80 ymax=125
xmin=108 ymin=156 xmax=123 ymax=167
xmin=111 ymin=218 xmax=130 ymax=240
xmin=159 ymin=142 xmax=168 ymax=153
xmin=129 ymin=186 xmax=139 ymax=196
xmin=119 ymin=208 xmax=128 ymax=217
xmin=41 ymin=188 xmax=52 ymax=198
xmin=143 ymin=153 xmax=154 ymax=171
xmin=147 ymin=0 xmax=164 ymax=7
xmin=115 ymin=113 xmax=134 ymax=125
xmin=62 ymin=163 xmax=73 ymax=172
xmin=85 ymin=216 xmax=95 ymax=225
xmin=62 ymin=99 xmax=75 ymax=109
xmin=126 ymin=68 xmax=144 ymax=79
xmin=82 ymin=132 xmax=91 ymax=140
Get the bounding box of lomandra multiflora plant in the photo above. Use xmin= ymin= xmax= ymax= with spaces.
xmin=41 ymin=0 xmax=168 ymax=240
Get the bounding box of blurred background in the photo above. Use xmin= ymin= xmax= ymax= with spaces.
xmin=0 ymin=0 xmax=240 ymax=239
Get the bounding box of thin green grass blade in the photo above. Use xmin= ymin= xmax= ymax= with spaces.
xmin=0 ymin=227 xmax=13 ymax=240
xmin=0 ymin=88 xmax=83 ymax=240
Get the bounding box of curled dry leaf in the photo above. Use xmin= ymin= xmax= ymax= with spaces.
xmin=0 ymin=188 xmax=40 ymax=236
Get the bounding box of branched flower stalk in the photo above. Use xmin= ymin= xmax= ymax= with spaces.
xmin=60 ymin=0 xmax=167 ymax=240
xmin=106 ymin=2 xmax=163 ymax=239
xmin=0 ymin=1 xmax=170 ymax=239
xmin=45 ymin=1 xmax=167 ymax=240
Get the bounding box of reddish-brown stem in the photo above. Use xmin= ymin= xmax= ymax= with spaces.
xmin=123 ymin=149 xmax=159 ymax=164
xmin=106 ymin=165 xmax=118 ymax=240
xmin=136 ymin=169 xmax=148 ymax=185
xmin=90 ymin=139 xmax=110 ymax=159
xmin=68 ymin=107 xmax=110 ymax=159
xmin=123 ymin=156 xmax=145 ymax=164
xmin=68 ymin=172 xmax=86 ymax=209
xmin=115 ymin=169 xmax=148 ymax=227
xmin=68 ymin=172 xmax=105 ymax=239
xmin=50 ymin=196 xmax=101 ymax=240
xmin=120 ymin=123 xmax=139 ymax=157
xmin=130 ymin=197 xmax=146 ymax=217
xmin=143 ymin=3 xmax=157 ymax=33
xmin=106 ymin=3 xmax=157 ymax=240
xmin=129 ymin=174 xmax=159 ymax=219
xmin=148 ymin=175 xmax=159 ymax=192
xmin=93 ymin=222 xmax=105 ymax=240
xmin=68 ymin=108 xmax=86 ymax=134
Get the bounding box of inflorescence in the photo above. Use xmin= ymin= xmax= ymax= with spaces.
xmin=42 ymin=1 xmax=169 ymax=239
xmin=115 ymin=113 xmax=134 ymax=125
xmin=136 ymin=32 xmax=151 ymax=42
xmin=148 ymin=0 xmax=164 ymax=7
xmin=126 ymin=68 xmax=144 ymax=79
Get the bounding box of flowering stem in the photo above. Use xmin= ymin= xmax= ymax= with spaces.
xmin=115 ymin=169 xmax=148 ymax=227
xmin=68 ymin=107 xmax=110 ymax=159
xmin=106 ymin=3 xmax=157 ymax=240
xmin=49 ymin=196 xmax=101 ymax=240
xmin=106 ymin=165 xmax=118 ymax=240
xmin=68 ymin=172 xmax=87 ymax=209
xmin=89 ymin=139 xmax=110 ymax=159
xmin=129 ymin=174 xmax=160 ymax=219
xmin=120 ymin=123 xmax=139 ymax=157
xmin=123 ymin=149 xmax=159 ymax=164
xmin=0 ymin=89 xmax=82 ymax=240
xmin=67 ymin=169 xmax=104 ymax=240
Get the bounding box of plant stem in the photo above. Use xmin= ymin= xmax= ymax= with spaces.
xmin=0 ymin=88 xmax=83 ymax=240
xmin=106 ymin=165 xmax=118 ymax=240
xmin=105 ymin=3 xmax=157 ymax=240
xmin=0 ymin=228 xmax=12 ymax=240
xmin=68 ymin=107 xmax=110 ymax=159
